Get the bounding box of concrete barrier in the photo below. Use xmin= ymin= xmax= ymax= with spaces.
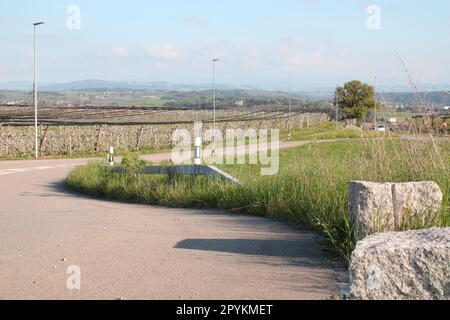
xmin=112 ymin=165 xmax=241 ymax=184
xmin=350 ymin=227 xmax=450 ymax=300
xmin=349 ymin=181 xmax=443 ymax=238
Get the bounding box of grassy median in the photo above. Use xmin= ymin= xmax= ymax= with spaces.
xmin=66 ymin=138 xmax=450 ymax=263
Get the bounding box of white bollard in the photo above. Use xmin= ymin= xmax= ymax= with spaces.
xmin=108 ymin=146 xmax=115 ymax=166
xmin=194 ymin=137 xmax=202 ymax=165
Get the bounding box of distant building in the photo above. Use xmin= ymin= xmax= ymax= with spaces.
xmin=235 ymin=100 xmax=244 ymax=107
xmin=6 ymin=100 xmax=25 ymax=106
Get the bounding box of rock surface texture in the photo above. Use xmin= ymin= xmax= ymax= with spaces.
xmin=392 ymin=182 xmax=443 ymax=227
xmin=349 ymin=181 xmax=443 ymax=238
xmin=350 ymin=227 xmax=450 ymax=300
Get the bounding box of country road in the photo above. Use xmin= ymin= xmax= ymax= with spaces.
xmin=0 ymin=140 xmax=340 ymax=300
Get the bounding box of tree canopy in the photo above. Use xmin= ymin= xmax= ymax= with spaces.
xmin=334 ymin=80 xmax=376 ymax=121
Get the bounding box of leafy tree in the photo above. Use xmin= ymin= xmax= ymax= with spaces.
xmin=334 ymin=81 xmax=376 ymax=121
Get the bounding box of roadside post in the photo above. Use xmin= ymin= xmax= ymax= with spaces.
xmin=194 ymin=137 xmax=202 ymax=165
xmin=108 ymin=146 xmax=115 ymax=166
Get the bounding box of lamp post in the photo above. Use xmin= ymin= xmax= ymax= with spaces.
xmin=212 ymin=58 xmax=219 ymax=157
xmin=335 ymin=84 xmax=339 ymax=129
xmin=33 ymin=22 xmax=45 ymax=159
xmin=288 ymin=74 xmax=292 ymax=141
xmin=374 ymin=76 xmax=378 ymax=129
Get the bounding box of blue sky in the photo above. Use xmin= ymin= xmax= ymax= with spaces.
xmin=1 ymin=0 xmax=449 ymax=90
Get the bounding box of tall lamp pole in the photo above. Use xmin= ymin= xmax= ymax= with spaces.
xmin=34 ymin=22 xmax=45 ymax=159
xmin=335 ymin=84 xmax=339 ymax=129
xmin=374 ymin=76 xmax=378 ymax=129
xmin=288 ymin=74 xmax=292 ymax=141
xmin=212 ymin=58 xmax=219 ymax=157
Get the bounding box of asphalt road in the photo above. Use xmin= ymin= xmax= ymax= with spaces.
xmin=0 ymin=141 xmax=339 ymax=300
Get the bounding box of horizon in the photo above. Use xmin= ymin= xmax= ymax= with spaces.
xmin=1 ymin=78 xmax=450 ymax=94
xmin=1 ymin=1 xmax=450 ymax=91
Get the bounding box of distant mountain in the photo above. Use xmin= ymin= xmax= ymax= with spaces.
xmin=376 ymin=84 xmax=450 ymax=93
xmin=1 ymin=79 xmax=449 ymax=98
xmin=0 ymin=81 xmax=34 ymax=91
xmin=0 ymin=80 xmax=256 ymax=92
xmin=380 ymin=91 xmax=450 ymax=107
xmin=43 ymin=80 xmax=142 ymax=91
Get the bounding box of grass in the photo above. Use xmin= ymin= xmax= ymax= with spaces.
xmin=66 ymin=137 xmax=450 ymax=264
xmin=279 ymin=122 xmax=397 ymax=141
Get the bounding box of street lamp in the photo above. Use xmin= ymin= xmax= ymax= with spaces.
xmin=288 ymin=74 xmax=292 ymax=141
xmin=34 ymin=21 xmax=45 ymax=159
xmin=374 ymin=76 xmax=378 ymax=129
xmin=335 ymin=84 xmax=339 ymax=129
xmin=212 ymin=58 xmax=219 ymax=157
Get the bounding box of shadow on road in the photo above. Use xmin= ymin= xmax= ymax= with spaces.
xmin=21 ymin=180 xmax=88 ymax=199
xmin=175 ymin=238 xmax=326 ymax=268
xmin=45 ymin=176 xmax=335 ymax=271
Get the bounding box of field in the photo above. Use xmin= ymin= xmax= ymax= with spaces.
xmin=0 ymin=104 xmax=306 ymax=125
xmin=0 ymin=106 xmax=329 ymax=158
xmin=66 ymin=136 xmax=450 ymax=264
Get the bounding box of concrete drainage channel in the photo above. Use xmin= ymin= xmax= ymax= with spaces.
xmin=111 ymin=164 xmax=241 ymax=184
xmin=347 ymin=181 xmax=449 ymax=300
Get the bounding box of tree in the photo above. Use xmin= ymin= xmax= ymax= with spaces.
xmin=334 ymin=80 xmax=376 ymax=122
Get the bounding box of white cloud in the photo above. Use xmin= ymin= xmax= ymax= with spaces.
xmin=19 ymin=51 xmax=33 ymax=58
xmin=273 ymin=35 xmax=354 ymax=74
xmin=112 ymin=47 xmax=129 ymax=58
xmin=145 ymin=44 xmax=183 ymax=61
